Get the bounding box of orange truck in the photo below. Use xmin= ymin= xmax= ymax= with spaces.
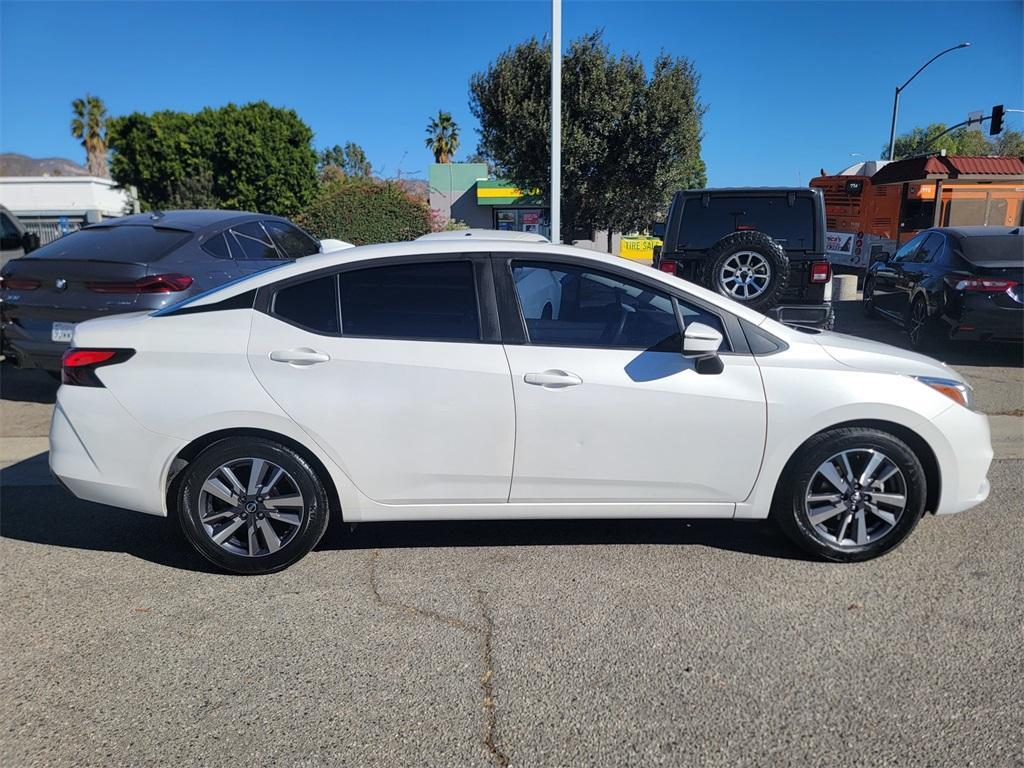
xmin=810 ymin=155 xmax=1024 ymax=269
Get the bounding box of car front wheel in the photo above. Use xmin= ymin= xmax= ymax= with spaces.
xmin=177 ymin=437 xmax=331 ymax=574
xmin=773 ymin=427 xmax=927 ymax=562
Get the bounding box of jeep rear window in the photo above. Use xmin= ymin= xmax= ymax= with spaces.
xmin=25 ymin=226 xmax=191 ymax=263
xmin=679 ymin=196 xmax=815 ymax=250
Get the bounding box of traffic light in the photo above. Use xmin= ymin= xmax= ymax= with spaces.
xmin=990 ymin=105 xmax=1004 ymax=136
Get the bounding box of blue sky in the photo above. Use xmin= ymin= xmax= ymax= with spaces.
xmin=1 ymin=1 xmax=1021 ymax=186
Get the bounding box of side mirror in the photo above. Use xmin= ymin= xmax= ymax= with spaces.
xmin=21 ymin=232 xmax=40 ymax=254
xmin=682 ymin=322 xmax=723 ymax=359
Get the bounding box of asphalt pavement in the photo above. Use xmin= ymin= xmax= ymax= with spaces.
xmin=1 ymin=299 xmax=1022 ymax=767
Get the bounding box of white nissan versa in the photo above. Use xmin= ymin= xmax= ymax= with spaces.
xmin=49 ymin=238 xmax=993 ymax=574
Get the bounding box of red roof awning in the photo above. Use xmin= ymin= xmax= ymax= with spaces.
xmin=870 ymin=155 xmax=1024 ymax=184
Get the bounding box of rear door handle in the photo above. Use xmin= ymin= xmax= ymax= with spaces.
xmin=269 ymin=348 xmax=330 ymax=366
xmin=524 ymin=369 xmax=582 ymax=388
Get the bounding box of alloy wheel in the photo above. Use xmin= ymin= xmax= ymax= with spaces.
xmin=719 ymin=251 xmax=772 ymax=300
xmin=909 ymin=300 xmax=928 ymax=346
xmin=197 ymin=458 xmax=305 ymax=557
xmin=803 ymin=448 xmax=907 ymax=547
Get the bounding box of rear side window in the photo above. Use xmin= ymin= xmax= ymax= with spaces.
xmin=25 ymin=226 xmax=190 ymax=262
xmin=339 ymin=261 xmax=480 ymax=341
xmin=679 ymin=196 xmax=815 ymax=250
xmin=202 ymin=232 xmax=232 ymax=260
xmin=264 ymin=221 xmax=320 ymax=258
xmin=230 ymin=222 xmax=282 ymax=261
xmin=273 ymin=275 xmax=339 ymax=333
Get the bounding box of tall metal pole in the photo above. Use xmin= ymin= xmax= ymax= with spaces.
xmin=886 ymin=42 xmax=969 ymax=161
xmin=887 ymin=87 xmax=900 ymax=161
xmin=550 ymin=0 xmax=562 ymax=244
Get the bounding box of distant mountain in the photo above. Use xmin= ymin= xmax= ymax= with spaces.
xmin=0 ymin=153 xmax=88 ymax=177
xmin=394 ymin=177 xmax=428 ymax=201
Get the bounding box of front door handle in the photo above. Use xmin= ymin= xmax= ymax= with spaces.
xmin=524 ymin=369 xmax=582 ymax=388
xmin=269 ymin=348 xmax=330 ymax=366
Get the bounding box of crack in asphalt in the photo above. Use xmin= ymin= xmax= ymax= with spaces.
xmin=367 ymin=549 xmax=510 ymax=767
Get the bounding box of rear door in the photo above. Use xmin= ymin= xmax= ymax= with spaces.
xmin=247 ymin=256 xmax=516 ymax=505
xmin=498 ymin=256 xmax=766 ymax=507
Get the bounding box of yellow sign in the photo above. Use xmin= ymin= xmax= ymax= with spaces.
xmin=619 ymin=236 xmax=662 ymax=262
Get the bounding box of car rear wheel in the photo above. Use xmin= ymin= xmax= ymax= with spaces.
xmin=773 ymin=427 xmax=927 ymax=562
xmin=177 ymin=437 xmax=330 ymax=574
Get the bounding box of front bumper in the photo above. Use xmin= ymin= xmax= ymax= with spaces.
xmin=924 ymin=403 xmax=993 ymax=516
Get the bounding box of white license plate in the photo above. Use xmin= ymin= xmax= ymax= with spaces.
xmin=51 ymin=322 xmax=75 ymax=343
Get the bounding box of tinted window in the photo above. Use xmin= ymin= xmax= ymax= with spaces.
xmin=264 ymin=221 xmax=320 ymax=259
xmin=912 ymin=233 xmax=943 ymax=263
xmin=958 ymin=234 xmax=1024 ymax=264
xmin=512 ymin=262 xmax=700 ymax=350
xmin=231 ymin=222 xmax=281 ymax=260
xmin=893 ymin=233 xmax=926 ymax=262
xmin=1 ymin=214 xmax=18 ymax=238
xmin=202 ymin=232 xmax=232 ymax=260
xmin=24 ymin=226 xmax=190 ymax=263
xmin=679 ymin=196 xmax=814 ymax=250
xmin=900 ymin=199 xmax=936 ymax=231
xmin=273 ymin=275 xmax=339 ymax=333
xmin=339 ymin=261 xmax=479 ymax=341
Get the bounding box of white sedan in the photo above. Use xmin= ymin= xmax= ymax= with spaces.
xmin=50 ymin=238 xmax=993 ymax=574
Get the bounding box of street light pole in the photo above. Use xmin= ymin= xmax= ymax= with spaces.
xmin=887 ymin=42 xmax=970 ymax=161
xmin=550 ymin=0 xmax=562 ymax=243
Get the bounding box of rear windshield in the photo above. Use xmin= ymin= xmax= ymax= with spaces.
xmin=27 ymin=226 xmax=191 ymax=263
xmin=679 ymin=196 xmax=815 ymax=250
xmin=958 ymin=234 xmax=1024 ymax=263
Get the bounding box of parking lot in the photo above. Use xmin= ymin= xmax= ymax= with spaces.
xmin=2 ymin=299 xmax=1022 ymax=767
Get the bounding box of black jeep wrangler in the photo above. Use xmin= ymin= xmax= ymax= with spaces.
xmin=653 ymin=188 xmax=834 ymax=328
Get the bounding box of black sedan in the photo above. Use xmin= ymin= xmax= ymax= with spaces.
xmin=863 ymin=226 xmax=1023 ymax=348
xmin=1 ymin=210 xmax=324 ymax=372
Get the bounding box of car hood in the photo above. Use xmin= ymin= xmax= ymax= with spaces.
xmin=811 ymin=330 xmax=963 ymax=382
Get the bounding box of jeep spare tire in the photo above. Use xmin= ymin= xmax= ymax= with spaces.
xmin=699 ymin=231 xmax=789 ymax=312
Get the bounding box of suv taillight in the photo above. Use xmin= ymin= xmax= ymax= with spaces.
xmin=87 ymin=274 xmax=193 ymax=294
xmin=658 ymin=261 xmax=677 ymax=274
xmin=61 ymin=348 xmax=135 ymax=387
xmin=809 ymin=261 xmax=831 ymax=283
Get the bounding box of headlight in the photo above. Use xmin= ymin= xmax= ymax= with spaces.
xmin=915 ymin=376 xmax=974 ymax=409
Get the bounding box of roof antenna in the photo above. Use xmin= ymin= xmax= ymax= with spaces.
xmin=149 ymin=210 xmax=165 ymax=220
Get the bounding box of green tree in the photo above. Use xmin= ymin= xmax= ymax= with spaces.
xmin=318 ymin=142 xmax=372 ymax=177
xmin=296 ymin=176 xmax=431 ymax=245
xmin=425 ymin=111 xmax=460 ymax=163
xmin=108 ymin=101 xmax=318 ymax=216
xmin=470 ymin=31 xmax=705 ymax=240
xmin=885 ymin=123 xmax=1024 ymax=160
xmin=70 ymin=94 xmax=110 ymax=178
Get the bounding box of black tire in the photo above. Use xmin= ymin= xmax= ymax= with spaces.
xmin=862 ymin=276 xmax=877 ymax=318
xmin=907 ymin=295 xmax=941 ymax=350
xmin=176 ymin=437 xmax=331 ymax=575
xmin=698 ymin=231 xmax=789 ymax=312
xmin=772 ymin=427 xmax=927 ymax=562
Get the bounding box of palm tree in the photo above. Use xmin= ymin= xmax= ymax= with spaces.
xmin=70 ymin=94 xmax=109 ymax=178
xmin=425 ymin=111 xmax=460 ymax=164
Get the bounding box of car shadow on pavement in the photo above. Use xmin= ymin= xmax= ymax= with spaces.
xmin=0 ymin=365 xmax=59 ymax=404
xmin=0 ymin=479 xmax=812 ymax=573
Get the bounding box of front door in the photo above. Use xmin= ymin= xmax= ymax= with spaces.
xmin=501 ymin=259 xmax=766 ymax=504
xmin=247 ymin=259 xmax=515 ymax=504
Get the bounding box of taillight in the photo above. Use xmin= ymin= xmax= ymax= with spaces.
xmin=658 ymin=261 xmax=677 ymax=274
xmin=87 ymin=273 xmax=193 ymax=294
xmin=809 ymin=261 xmax=831 ymax=283
xmin=945 ymin=276 xmax=1020 ymax=293
xmin=61 ymin=348 xmax=135 ymax=387
xmin=3 ymin=277 xmax=41 ymax=290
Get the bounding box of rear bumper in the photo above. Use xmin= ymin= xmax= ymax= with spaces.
xmin=49 ymin=386 xmax=184 ymax=516
xmin=768 ymin=302 xmax=834 ymax=329
xmin=2 ymin=333 xmax=67 ymax=370
xmin=946 ymin=295 xmax=1024 ymax=342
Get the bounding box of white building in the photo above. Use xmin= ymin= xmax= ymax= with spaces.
xmin=0 ymin=176 xmax=139 ymax=244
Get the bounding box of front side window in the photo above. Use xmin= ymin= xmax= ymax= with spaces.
xmin=912 ymin=233 xmax=944 ymax=263
xmin=339 ymin=261 xmax=480 ymax=341
xmin=893 ymin=233 xmax=926 ymax=263
xmin=511 ymin=261 xmax=712 ymax=351
xmin=272 ymin=274 xmax=339 ymax=334
xmin=264 ymin=221 xmax=320 ymax=259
